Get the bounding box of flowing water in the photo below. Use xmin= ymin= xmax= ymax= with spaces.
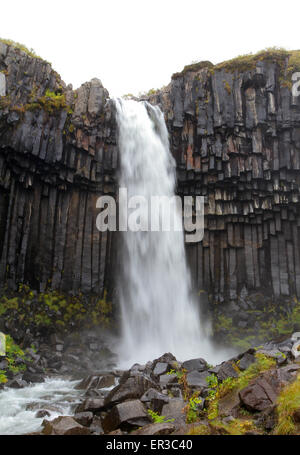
xmin=115 ymin=99 xmax=226 ymax=367
xmin=0 ymin=377 xmax=81 ymax=435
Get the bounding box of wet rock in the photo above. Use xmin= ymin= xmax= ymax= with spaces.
xmin=35 ymin=410 xmax=50 ymax=419
xmin=159 ymin=373 xmax=178 ymax=387
xmin=239 ymin=378 xmax=277 ymax=411
xmin=255 ymin=405 xmax=278 ymax=431
xmin=22 ymin=372 xmax=44 ymax=383
xmin=182 ymin=358 xmax=208 ymax=372
xmin=186 ymin=370 xmax=210 ymax=389
xmin=153 ymin=362 xmax=169 ymax=376
xmin=104 ymin=373 xmax=158 ymax=408
xmin=217 ymin=361 xmax=239 ymax=381
xmin=89 ymin=415 xmax=104 ymax=434
xmin=76 ymin=374 xmax=115 ymax=391
xmin=42 ymin=416 xmax=91 ymax=435
xmin=102 ymin=399 xmax=150 ymax=433
xmin=75 ymin=398 xmax=105 ymax=413
xmin=238 ymin=353 xmax=256 ymax=371
xmin=74 ymin=412 xmax=94 ymax=426
xmin=140 ymin=388 xmax=169 ymax=412
xmin=161 ymin=398 xmax=185 ymax=425
xmin=8 ymin=378 xmax=27 ymax=388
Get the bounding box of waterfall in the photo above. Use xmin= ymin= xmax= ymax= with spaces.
xmin=115 ymin=99 xmax=220 ymax=367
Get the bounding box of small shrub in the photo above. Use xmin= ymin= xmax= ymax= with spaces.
xmin=148 ymin=409 xmax=174 ymax=424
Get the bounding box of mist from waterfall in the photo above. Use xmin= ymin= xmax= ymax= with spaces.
xmin=115 ymin=99 xmax=228 ymax=368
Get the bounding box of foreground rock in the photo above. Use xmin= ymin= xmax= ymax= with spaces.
xmin=42 ymin=416 xmax=91 ymax=435
xmin=102 ymin=400 xmax=150 ymax=433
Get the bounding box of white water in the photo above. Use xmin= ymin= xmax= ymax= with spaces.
xmin=115 ymin=99 xmax=226 ymax=368
xmin=0 ymin=378 xmax=81 ymax=435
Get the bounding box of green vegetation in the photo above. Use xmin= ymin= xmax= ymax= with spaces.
xmin=0 ymin=38 xmax=45 ymax=60
xmin=172 ymin=61 xmax=213 ymax=79
xmin=147 ymin=409 xmax=175 ymax=424
xmin=0 ymin=334 xmax=29 ymax=383
xmin=210 ymin=418 xmax=256 ymax=435
xmin=26 ymin=89 xmax=67 ymax=114
xmin=0 ymin=285 xmax=113 ymax=334
xmin=187 ymin=424 xmax=210 ymax=435
xmin=171 ymin=48 xmax=300 ymax=89
xmin=274 ymin=373 xmax=300 ymax=435
xmin=214 ymin=296 xmax=300 ymax=351
xmin=206 ymin=353 xmax=276 ymax=420
xmin=184 ymin=392 xmax=203 ymax=423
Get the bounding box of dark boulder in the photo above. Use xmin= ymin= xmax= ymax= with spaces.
xmin=42 ymin=416 xmax=91 ymax=435
xmin=73 ymin=412 xmax=94 ymax=427
xmin=182 ymin=358 xmax=208 ymax=372
xmin=104 ymin=373 xmax=158 ymax=408
xmin=102 ymin=400 xmax=150 ymax=433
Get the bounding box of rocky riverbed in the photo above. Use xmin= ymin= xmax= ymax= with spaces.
xmin=1 ymin=332 xmax=300 ymax=435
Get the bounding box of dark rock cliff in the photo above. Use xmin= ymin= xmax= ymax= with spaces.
xmin=1 ymin=43 xmax=300 ymax=314
xmin=148 ymin=50 xmax=300 ymax=307
xmin=0 ymin=41 xmax=118 ymax=296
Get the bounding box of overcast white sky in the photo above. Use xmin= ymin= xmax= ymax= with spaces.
xmin=1 ymin=0 xmax=299 ymax=97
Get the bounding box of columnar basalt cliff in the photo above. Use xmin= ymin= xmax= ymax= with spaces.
xmin=0 ymin=41 xmax=118 ymax=297
xmin=148 ymin=50 xmax=300 ymax=307
xmin=1 ymin=42 xmax=300 ymax=315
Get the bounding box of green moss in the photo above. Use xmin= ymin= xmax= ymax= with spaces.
xmin=171 ymin=48 xmax=300 ymax=90
xmin=172 ymin=61 xmax=214 ymax=79
xmin=210 ymin=418 xmax=256 ymax=435
xmin=0 ymin=286 xmax=113 ymax=334
xmin=187 ymin=424 xmax=210 ymax=435
xmin=0 ymin=38 xmax=48 ymax=63
xmin=224 ymin=80 xmax=232 ymax=95
xmin=26 ymin=89 xmax=67 ymax=114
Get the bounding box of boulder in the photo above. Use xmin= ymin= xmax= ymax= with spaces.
xmin=75 ymin=398 xmax=105 ymax=413
xmin=186 ymin=370 xmax=210 ymax=389
xmin=159 ymin=373 xmax=178 ymax=387
xmin=140 ymin=388 xmax=169 ymax=413
xmin=8 ymin=378 xmax=27 ymax=389
xmin=153 ymin=362 xmax=169 ymax=376
xmin=238 ymin=353 xmax=256 ymax=371
xmin=161 ymin=398 xmax=185 ymax=425
xmin=102 ymin=400 xmax=150 ymax=433
xmin=22 ymin=372 xmax=44 ymax=383
xmin=73 ymin=412 xmax=94 ymax=426
xmin=239 ymin=377 xmax=277 ymax=411
xmin=182 ymin=358 xmax=208 ymax=372
xmin=104 ymin=373 xmax=158 ymax=408
xmin=76 ymin=374 xmax=115 ymax=390
xmin=42 ymin=416 xmax=91 ymax=435
xmin=217 ymin=361 xmax=239 ymax=381
xmin=35 ymin=410 xmax=50 ymax=419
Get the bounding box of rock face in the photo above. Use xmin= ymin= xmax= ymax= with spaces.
xmin=1 ymin=44 xmax=300 ymax=313
xmin=149 ymin=51 xmax=300 ymax=306
xmin=0 ymin=42 xmax=117 ymax=297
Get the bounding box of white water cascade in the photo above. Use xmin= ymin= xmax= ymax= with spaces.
xmin=115 ymin=99 xmax=224 ymax=367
